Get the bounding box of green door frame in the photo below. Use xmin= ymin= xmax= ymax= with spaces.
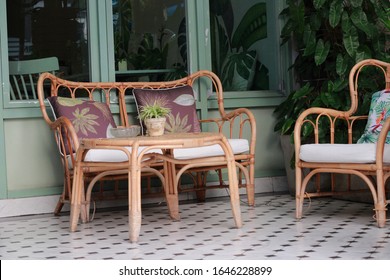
xmin=0 ymin=0 xmax=8 ymax=199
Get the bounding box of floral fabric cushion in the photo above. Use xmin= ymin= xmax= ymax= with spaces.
xmin=358 ymin=90 xmax=390 ymax=144
xmin=47 ymin=96 xmax=116 ymax=140
xmin=132 ymin=86 xmax=201 ymax=135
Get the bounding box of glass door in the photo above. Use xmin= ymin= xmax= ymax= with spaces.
xmin=112 ymin=0 xmax=187 ymax=82
xmin=7 ymin=0 xmax=89 ymax=82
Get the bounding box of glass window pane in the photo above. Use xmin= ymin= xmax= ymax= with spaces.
xmin=7 ymin=0 xmax=89 ymax=100
xmin=112 ymin=0 xmax=187 ymax=82
xmin=210 ymin=0 xmax=279 ymax=92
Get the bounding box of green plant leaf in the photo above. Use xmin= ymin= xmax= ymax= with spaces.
xmin=231 ymin=3 xmax=267 ymax=50
xmin=309 ymin=13 xmax=322 ymax=31
xmin=351 ymin=9 xmax=372 ymax=36
xmin=209 ymin=0 xmax=234 ymax=38
xmin=221 ymin=51 xmax=256 ymax=90
xmin=355 ymin=47 xmax=372 ymax=62
xmin=303 ymin=26 xmax=316 ymax=56
xmin=314 ymin=39 xmax=330 ymax=65
xmin=350 ymin=0 xmax=364 ymax=8
xmin=310 ymin=95 xmax=325 ymax=107
xmin=292 ymin=83 xmax=312 ymax=99
xmin=273 ymin=96 xmax=292 ymax=115
xmin=289 ymin=0 xmax=305 ymax=34
xmin=139 ymin=101 xmax=171 ymax=120
xmin=210 ymin=15 xmax=229 ymax=77
xmin=313 ymin=0 xmax=326 ymax=10
xmin=320 ymin=92 xmax=330 ymax=106
xmin=341 ymin=11 xmax=353 ymax=33
xmin=323 ymin=91 xmax=340 ymax=108
xmin=329 ymin=0 xmax=342 ymax=28
xmin=379 ymin=7 xmax=390 ymax=30
xmin=333 ymin=77 xmax=348 ymax=93
xmin=343 ymin=26 xmax=359 ymax=57
xmin=372 ymin=38 xmax=388 ymax=60
xmin=302 ymin=122 xmax=314 ymax=137
xmin=281 ymin=118 xmax=295 ymax=135
xmin=336 ymin=54 xmax=348 ymax=76
xmin=280 ymin=19 xmax=294 ymax=45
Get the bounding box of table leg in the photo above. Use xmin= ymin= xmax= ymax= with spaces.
xmin=222 ymin=138 xmax=242 ymax=228
xmin=164 ymin=160 xmax=180 ymax=221
xmin=69 ymin=164 xmax=83 ymax=232
xmin=128 ymin=147 xmax=142 ymax=243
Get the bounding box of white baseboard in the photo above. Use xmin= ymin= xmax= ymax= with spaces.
xmin=0 ymin=176 xmax=288 ymax=218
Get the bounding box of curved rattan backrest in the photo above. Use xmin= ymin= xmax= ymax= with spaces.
xmin=37 ymin=70 xmax=224 ymax=130
xmin=348 ymin=59 xmax=390 ymax=117
xmin=37 ymin=73 xmax=122 ymax=128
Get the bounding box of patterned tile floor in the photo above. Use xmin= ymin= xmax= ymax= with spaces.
xmin=1 ymin=193 xmax=390 ymax=260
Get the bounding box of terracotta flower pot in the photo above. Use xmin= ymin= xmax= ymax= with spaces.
xmin=144 ymin=117 xmax=166 ymax=136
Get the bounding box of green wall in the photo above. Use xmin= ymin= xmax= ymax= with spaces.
xmin=4 ymin=119 xmax=63 ymax=198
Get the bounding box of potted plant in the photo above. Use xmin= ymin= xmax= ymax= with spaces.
xmin=273 ymin=0 xmax=390 ymax=193
xmin=139 ymin=101 xmax=171 ymax=136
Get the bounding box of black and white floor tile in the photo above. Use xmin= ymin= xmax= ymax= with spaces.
xmin=1 ymin=193 xmax=389 ymax=260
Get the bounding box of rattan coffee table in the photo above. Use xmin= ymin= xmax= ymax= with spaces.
xmin=69 ymin=132 xmax=242 ymax=242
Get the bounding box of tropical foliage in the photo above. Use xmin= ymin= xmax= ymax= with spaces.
xmin=274 ymin=0 xmax=390 ymax=143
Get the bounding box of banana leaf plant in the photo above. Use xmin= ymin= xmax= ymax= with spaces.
xmin=210 ymin=1 xmax=268 ymax=90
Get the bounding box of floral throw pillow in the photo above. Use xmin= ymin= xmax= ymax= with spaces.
xmin=357 ymin=89 xmax=390 ymax=144
xmin=132 ymin=86 xmax=201 ymax=135
xmin=47 ymin=96 xmax=116 ymax=140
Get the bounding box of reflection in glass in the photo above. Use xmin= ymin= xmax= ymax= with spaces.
xmin=7 ymin=0 xmax=89 ymax=84
xmin=210 ymin=0 xmax=271 ymax=91
xmin=112 ymin=0 xmax=187 ymax=82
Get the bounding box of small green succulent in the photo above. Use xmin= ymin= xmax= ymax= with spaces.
xmin=139 ymin=101 xmax=171 ymax=120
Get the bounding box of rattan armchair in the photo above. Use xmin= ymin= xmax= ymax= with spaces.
xmin=294 ymin=59 xmax=390 ymax=227
xmin=37 ymin=70 xmax=256 ymax=216
xmin=37 ymin=74 xmax=166 ymax=216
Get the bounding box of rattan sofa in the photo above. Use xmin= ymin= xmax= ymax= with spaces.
xmin=37 ymin=70 xmax=256 ymax=215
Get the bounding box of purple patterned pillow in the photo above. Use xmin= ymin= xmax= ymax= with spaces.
xmin=133 ymin=86 xmax=201 ymax=135
xmin=47 ymin=96 xmax=116 ymax=140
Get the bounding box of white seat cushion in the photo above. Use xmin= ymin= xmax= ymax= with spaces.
xmin=84 ymin=147 xmax=162 ymax=162
xmin=84 ymin=138 xmax=249 ymax=162
xmin=300 ymin=143 xmax=390 ymax=163
xmin=173 ymin=138 xmax=249 ymax=160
